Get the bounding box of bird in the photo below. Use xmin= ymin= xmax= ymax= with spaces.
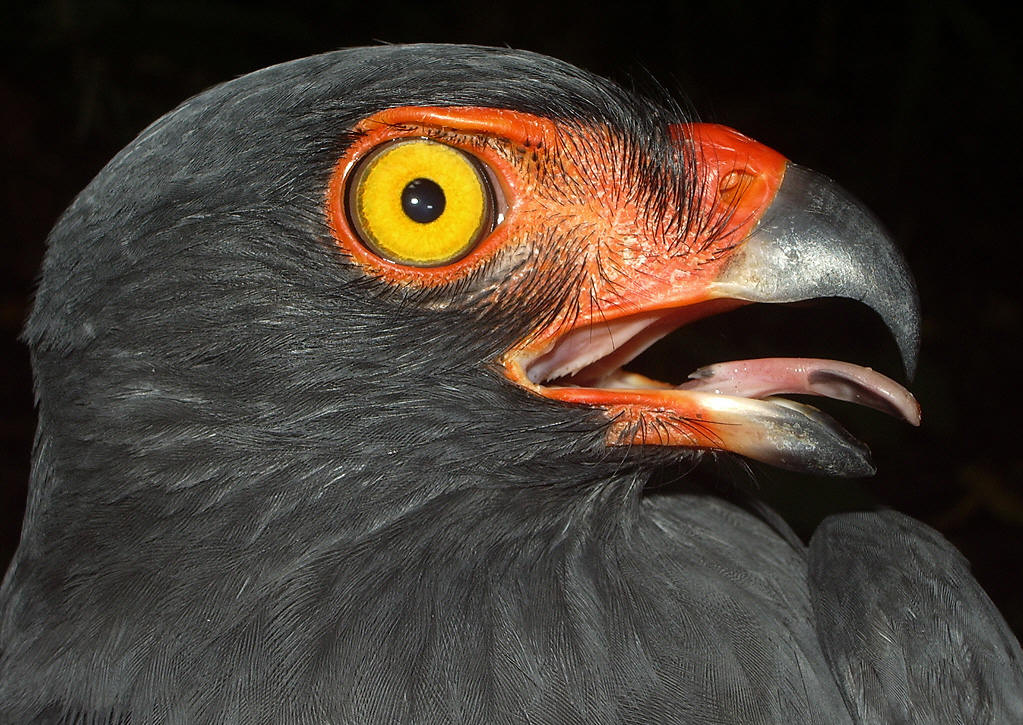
xmin=1 ymin=43 xmax=1020 ymax=724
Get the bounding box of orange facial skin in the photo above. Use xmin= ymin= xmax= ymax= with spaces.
xmin=326 ymin=106 xmax=789 ymax=452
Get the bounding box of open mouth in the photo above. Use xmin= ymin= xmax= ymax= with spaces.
xmin=502 ymin=301 xmax=920 ymax=477
xmin=526 ymin=304 xmax=919 ymax=423
xmin=498 ymin=130 xmax=921 ymax=477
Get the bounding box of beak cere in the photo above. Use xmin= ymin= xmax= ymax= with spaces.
xmin=501 ymin=124 xmax=921 ymax=477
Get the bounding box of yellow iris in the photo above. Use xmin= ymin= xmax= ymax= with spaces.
xmin=348 ymin=139 xmax=493 ymax=266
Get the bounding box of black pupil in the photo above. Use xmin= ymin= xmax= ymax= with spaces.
xmin=401 ymin=178 xmax=445 ymax=224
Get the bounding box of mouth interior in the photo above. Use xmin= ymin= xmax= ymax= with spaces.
xmin=523 ymin=303 xmax=921 ymax=426
xmin=525 ymin=308 xmax=688 ymax=387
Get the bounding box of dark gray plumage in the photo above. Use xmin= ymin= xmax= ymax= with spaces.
xmin=1 ymin=44 xmax=1020 ymax=724
xmin=809 ymin=511 xmax=1023 ymax=722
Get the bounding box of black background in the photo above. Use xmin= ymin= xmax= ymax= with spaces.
xmin=2 ymin=2 xmax=1021 ymax=635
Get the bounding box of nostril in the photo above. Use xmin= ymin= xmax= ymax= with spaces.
xmin=719 ymin=170 xmax=743 ymax=192
xmin=718 ymin=170 xmax=755 ymax=206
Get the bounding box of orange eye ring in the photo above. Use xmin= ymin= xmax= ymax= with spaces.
xmin=344 ymin=138 xmax=498 ymax=267
xmin=326 ymin=106 xmax=558 ymax=286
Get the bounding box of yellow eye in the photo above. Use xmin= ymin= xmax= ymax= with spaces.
xmin=346 ymin=139 xmax=497 ymax=267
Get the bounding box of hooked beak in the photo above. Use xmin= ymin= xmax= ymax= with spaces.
xmin=502 ymin=123 xmax=921 ymax=477
xmin=713 ymin=163 xmax=920 ymax=377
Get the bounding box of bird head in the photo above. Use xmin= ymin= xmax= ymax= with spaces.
xmin=21 ymin=45 xmax=921 ymax=532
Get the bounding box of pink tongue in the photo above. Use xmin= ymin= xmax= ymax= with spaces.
xmin=678 ymin=358 xmax=921 ymax=425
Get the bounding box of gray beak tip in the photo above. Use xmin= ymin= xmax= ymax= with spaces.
xmin=716 ymin=164 xmax=923 ymax=385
